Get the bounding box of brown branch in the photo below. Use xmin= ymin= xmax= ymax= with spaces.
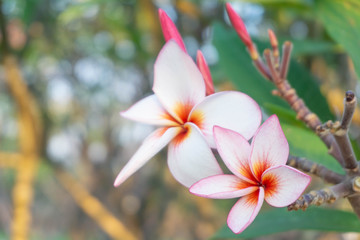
xmin=333 ymin=91 xmax=358 ymax=171
xmin=56 ymin=169 xmax=138 ymax=240
xmin=288 ymin=178 xmax=358 ymax=211
xmin=287 ymin=155 xmax=345 ymax=184
xmin=253 ymin=57 xmax=271 ymax=80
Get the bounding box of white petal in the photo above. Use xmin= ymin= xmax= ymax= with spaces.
xmin=190 ymin=174 xmax=258 ymax=199
xmin=114 ymin=127 xmax=181 ymax=187
xmin=121 ymin=95 xmax=179 ymax=126
xmin=167 ymin=122 xmax=223 ymax=187
xmin=262 ymin=165 xmax=311 ymax=207
xmin=153 ymin=41 xmax=205 ymax=123
xmin=213 ymin=126 xmax=256 ymax=184
xmin=250 ymin=115 xmax=289 ymax=181
xmin=189 ymin=91 xmax=261 ymax=147
xmin=227 ymin=187 xmax=264 ymax=234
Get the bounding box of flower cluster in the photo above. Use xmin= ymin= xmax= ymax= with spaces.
xmin=115 ymin=5 xmax=311 ymax=234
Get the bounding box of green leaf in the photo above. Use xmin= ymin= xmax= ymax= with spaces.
xmin=212 ymin=207 xmax=360 ymax=239
xmin=282 ymin=39 xmax=335 ymax=57
xmin=213 ymin=22 xmax=333 ymax=121
xmin=315 ymin=0 xmax=360 ymax=78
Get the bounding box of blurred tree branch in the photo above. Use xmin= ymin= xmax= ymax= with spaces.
xmin=56 ymin=169 xmax=137 ymax=240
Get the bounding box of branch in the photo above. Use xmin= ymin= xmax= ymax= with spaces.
xmin=288 ymin=177 xmax=359 ymax=211
xmin=333 ymin=91 xmax=358 ymax=171
xmin=3 ymin=55 xmax=42 ymax=239
xmin=287 ymin=155 xmax=345 ymax=184
xmin=56 ymin=169 xmax=138 ymax=240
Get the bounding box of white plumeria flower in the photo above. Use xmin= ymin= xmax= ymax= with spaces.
xmin=114 ymin=41 xmax=261 ymax=187
xmin=190 ymin=115 xmax=311 ymax=233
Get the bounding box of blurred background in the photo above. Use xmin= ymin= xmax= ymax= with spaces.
xmin=0 ymin=0 xmax=359 ymax=239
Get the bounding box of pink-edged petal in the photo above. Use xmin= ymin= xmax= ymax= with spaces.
xmin=262 ymin=165 xmax=311 ymax=207
xmin=153 ymin=41 xmax=206 ymax=124
xmin=158 ymin=9 xmax=187 ymax=52
xmin=190 ymin=174 xmax=258 ymax=199
xmin=114 ymin=127 xmax=182 ymax=187
xmin=227 ymin=187 xmax=264 ymax=234
xmin=196 ymin=50 xmax=214 ymax=96
xmin=120 ymin=94 xmax=179 ymax=126
xmin=167 ymin=122 xmax=223 ymax=187
xmin=213 ymin=126 xmax=257 ymax=184
xmin=189 ymin=91 xmax=261 ymax=147
xmin=249 ymin=115 xmax=289 ymax=181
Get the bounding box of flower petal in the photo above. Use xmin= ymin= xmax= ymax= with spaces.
xmin=196 ymin=50 xmax=214 ymax=96
xmin=189 ymin=91 xmax=261 ymax=147
xmin=120 ymin=95 xmax=179 ymax=126
xmin=262 ymin=165 xmax=311 ymax=207
xmin=158 ymin=9 xmax=187 ymax=52
xmin=153 ymin=41 xmax=206 ymax=124
xmin=190 ymin=174 xmax=258 ymax=199
xmin=114 ymin=127 xmax=182 ymax=187
xmin=227 ymin=187 xmax=264 ymax=234
xmin=249 ymin=115 xmax=289 ymax=180
xmin=213 ymin=126 xmax=256 ymax=184
xmin=167 ymin=122 xmax=223 ymax=187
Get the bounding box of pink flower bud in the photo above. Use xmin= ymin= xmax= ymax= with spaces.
xmin=158 ymin=9 xmax=187 ymax=52
xmin=196 ymin=50 xmax=215 ymax=95
xmin=225 ymin=3 xmax=252 ymax=48
xmin=268 ymin=29 xmax=278 ymax=50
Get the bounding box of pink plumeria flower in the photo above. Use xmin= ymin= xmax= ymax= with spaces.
xmin=190 ymin=115 xmax=311 ymax=234
xmin=158 ymin=8 xmax=215 ymax=95
xmin=114 ymin=41 xmax=261 ymax=188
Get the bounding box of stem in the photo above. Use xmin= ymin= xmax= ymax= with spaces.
xmin=334 ymin=91 xmax=358 ymax=171
xmin=287 ymin=156 xmax=345 ymax=184
xmin=279 ymin=41 xmax=292 ymax=79
xmin=288 ymin=179 xmax=355 ymax=211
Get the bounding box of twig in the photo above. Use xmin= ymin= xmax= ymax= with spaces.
xmin=333 ymin=91 xmax=358 ymax=171
xmin=288 ymin=177 xmax=359 ymax=211
xmin=279 ymin=41 xmax=292 ymax=79
xmin=287 ymin=155 xmax=345 ymax=184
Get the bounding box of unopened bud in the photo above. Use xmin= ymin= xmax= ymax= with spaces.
xmin=158 ymin=9 xmax=187 ymax=52
xmin=196 ymin=50 xmax=215 ymax=95
xmin=268 ymin=29 xmax=278 ymax=50
xmin=225 ymin=3 xmax=252 ymax=48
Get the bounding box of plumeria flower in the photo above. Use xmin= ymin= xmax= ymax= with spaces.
xmin=114 ymin=40 xmax=261 ymax=188
xmin=190 ymin=115 xmax=311 ymax=233
xmin=158 ymin=8 xmax=215 ymax=95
